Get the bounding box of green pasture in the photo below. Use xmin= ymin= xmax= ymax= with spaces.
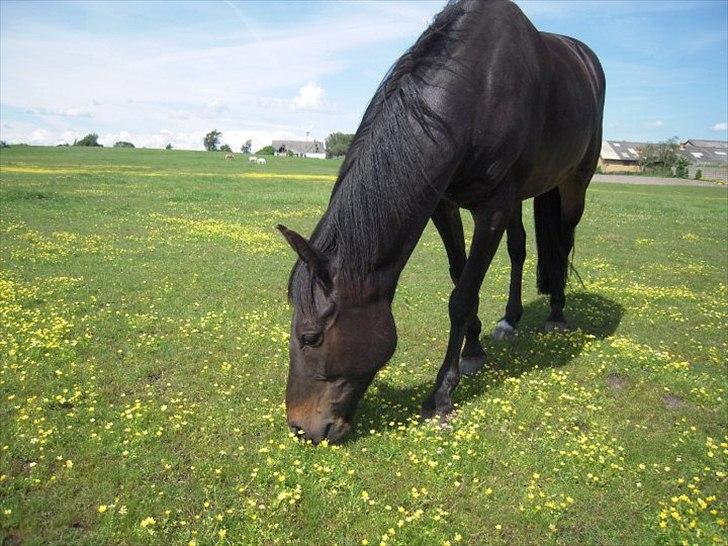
xmin=1 ymin=146 xmax=726 ymax=545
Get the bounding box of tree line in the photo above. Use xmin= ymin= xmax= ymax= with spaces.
xmin=203 ymin=130 xmax=355 ymax=158
xmin=2 ymin=130 xmax=357 ymax=159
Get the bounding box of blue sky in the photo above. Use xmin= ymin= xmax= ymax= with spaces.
xmin=1 ymin=0 xmax=726 ymax=150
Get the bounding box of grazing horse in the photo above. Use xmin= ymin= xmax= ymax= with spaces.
xmin=225 ymin=153 xmax=235 ymax=161
xmin=249 ymin=156 xmax=258 ymax=163
xmin=278 ymin=0 xmax=605 ymax=444
xmin=256 ymin=157 xmax=267 ymax=165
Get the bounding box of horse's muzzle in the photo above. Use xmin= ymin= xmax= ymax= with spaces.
xmin=288 ymin=417 xmax=351 ymax=445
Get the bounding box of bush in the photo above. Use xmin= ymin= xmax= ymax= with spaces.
xmin=73 ymin=133 xmax=103 ymax=147
xmin=325 ymin=132 xmax=354 ymax=158
xmin=165 ymin=144 xmax=173 ymax=150
xmin=0 ymin=140 xmax=9 ymax=148
xmin=113 ymin=141 xmax=135 ymax=148
xmin=674 ymin=158 xmax=689 ymax=179
xmin=220 ymin=144 xmax=232 ymax=153
xmin=56 ymin=143 xmax=70 ymax=147
xmin=694 ymin=168 xmax=702 ymax=180
xmin=204 ymin=130 xmax=221 ymax=152
xmin=255 ymin=145 xmax=274 ymax=155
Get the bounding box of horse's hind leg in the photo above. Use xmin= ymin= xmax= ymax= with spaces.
xmin=493 ymin=200 xmax=525 ymax=341
xmin=431 ymin=200 xmax=486 ymax=376
xmin=534 ymin=180 xmax=588 ymax=331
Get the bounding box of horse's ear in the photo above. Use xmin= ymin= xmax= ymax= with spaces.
xmin=276 ymin=225 xmax=332 ymax=287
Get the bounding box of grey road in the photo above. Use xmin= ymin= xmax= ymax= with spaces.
xmin=591 ymin=174 xmax=725 ymax=188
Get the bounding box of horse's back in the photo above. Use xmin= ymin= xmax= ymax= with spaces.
xmin=435 ymin=1 xmax=604 ymax=204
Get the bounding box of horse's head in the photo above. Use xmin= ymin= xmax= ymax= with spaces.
xmin=278 ymin=225 xmax=396 ymax=444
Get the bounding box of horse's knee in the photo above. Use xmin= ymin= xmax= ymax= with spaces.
xmin=466 ymin=315 xmax=482 ymax=336
xmin=448 ymin=289 xmax=476 ymax=325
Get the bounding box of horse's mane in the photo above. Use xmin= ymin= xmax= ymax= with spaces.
xmin=288 ymin=0 xmax=475 ymax=310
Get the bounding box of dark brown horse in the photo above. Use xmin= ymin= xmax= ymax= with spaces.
xmin=278 ymin=0 xmax=605 ymax=444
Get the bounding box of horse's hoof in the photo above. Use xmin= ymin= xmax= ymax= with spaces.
xmin=421 ymin=399 xmax=436 ymax=421
xmin=492 ymin=319 xmax=517 ymax=341
xmin=544 ymin=321 xmax=569 ymax=332
xmin=460 ymin=354 xmax=486 ymax=376
xmin=421 ymin=397 xmax=455 ymax=421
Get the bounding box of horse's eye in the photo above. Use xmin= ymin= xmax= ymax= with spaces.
xmin=301 ymin=332 xmax=322 ymax=347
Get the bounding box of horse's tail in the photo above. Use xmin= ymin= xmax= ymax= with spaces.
xmin=534 ymin=187 xmax=574 ymax=295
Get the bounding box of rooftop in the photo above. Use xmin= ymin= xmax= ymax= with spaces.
xmin=682 ymin=139 xmax=728 ymax=149
xmin=601 ymin=140 xmax=649 ymax=161
xmin=272 ymin=140 xmax=325 ymax=154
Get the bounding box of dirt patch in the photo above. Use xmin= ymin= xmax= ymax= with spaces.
xmin=146 ymin=370 xmax=162 ymax=382
xmin=661 ymin=394 xmax=685 ymax=410
xmin=605 ymin=373 xmax=629 ymax=390
xmin=2 ymin=531 xmax=24 ymax=546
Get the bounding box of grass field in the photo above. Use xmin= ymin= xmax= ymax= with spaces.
xmin=1 ymin=146 xmax=726 ymax=545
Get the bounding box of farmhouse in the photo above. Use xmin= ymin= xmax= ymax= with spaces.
xmin=679 ymin=139 xmax=728 ymax=181
xmin=272 ymin=140 xmax=326 ymax=159
xmin=598 ymin=140 xmax=646 ymax=173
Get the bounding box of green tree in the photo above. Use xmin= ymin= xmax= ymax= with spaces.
xmin=638 ymin=137 xmax=682 ymax=176
xmin=325 ymin=132 xmax=354 ymax=158
xmin=674 ymin=157 xmax=689 ymax=179
xmin=113 ymin=141 xmax=135 ymax=148
xmin=241 ymin=139 xmax=252 ymax=154
xmin=73 ymin=133 xmax=103 ymax=147
xmin=165 ymin=143 xmax=173 ymax=150
xmin=694 ymin=168 xmax=702 ymax=180
xmin=254 ymin=145 xmax=274 ymax=155
xmin=220 ymin=144 xmax=232 ymax=153
xmin=204 ymin=130 xmax=222 ymax=152
xmin=0 ymin=140 xmax=9 ymax=148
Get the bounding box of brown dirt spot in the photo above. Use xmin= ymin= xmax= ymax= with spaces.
xmin=605 ymin=373 xmax=629 ymax=390
xmin=661 ymin=394 xmax=685 ymax=410
xmin=2 ymin=531 xmax=24 ymax=546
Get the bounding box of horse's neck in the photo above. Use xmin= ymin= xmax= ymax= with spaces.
xmin=328 ymin=176 xmax=444 ymax=302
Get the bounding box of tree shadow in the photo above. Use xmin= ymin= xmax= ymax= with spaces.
xmin=351 ymin=291 xmax=623 ymax=440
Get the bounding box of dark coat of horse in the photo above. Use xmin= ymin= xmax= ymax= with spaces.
xmin=278 ymin=0 xmax=605 ymax=444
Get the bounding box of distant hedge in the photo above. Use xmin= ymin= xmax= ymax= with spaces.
xmin=74 ymin=134 xmax=103 ymax=147
xmin=255 ymin=145 xmax=274 ymax=155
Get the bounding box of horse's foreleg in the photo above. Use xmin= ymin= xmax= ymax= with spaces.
xmin=431 ymin=200 xmax=486 ymax=375
xmin=423 ymin=197 xmax=513 ymax=419
xmin=493 ymin=200 xmax=525 ymax=341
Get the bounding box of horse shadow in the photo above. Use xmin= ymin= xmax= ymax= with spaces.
xmin=351 ymin=291 xmax=623 ymax=440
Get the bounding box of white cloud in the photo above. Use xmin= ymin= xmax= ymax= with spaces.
xmin=26 ymin=107 xmax=93 ymax=118
xmin=291 ymin=82 xmax=326 ymax=112
xmin=29 ymin=128 xmax=52 ymax=143
xmin=0 ymin=123 xmax=299 ymax=152
xmin=650 ymin=120 xmax=664 ymax=128
xmin=711 ymin=122 xmax=728 ymax=132
xmin=203 ymin=100 xmax=229 ymax=118
xmin=0 ymin=2 xmax=441 ymax=147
